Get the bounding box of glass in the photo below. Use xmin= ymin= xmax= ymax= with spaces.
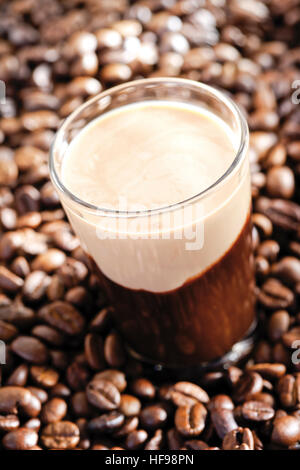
xmin=50 ymin=78 xmax=256 ymax=371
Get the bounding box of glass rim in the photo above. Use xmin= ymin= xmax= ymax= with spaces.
xmin=49 ymin=77 xmax=249 ymax=218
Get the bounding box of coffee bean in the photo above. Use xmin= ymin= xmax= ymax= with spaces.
xmin=0 ymin=266 xmax=24 ymax=292
xmin=258 ymin=278 xmax=294 ymax=309
xmin=247 ymin=363 xmax=286 ymax=379
xmin=268 ymin=310 xmax=290 ymax=342
xmin=271 ymin=257 xmax=300 ymax=285
xmin=38 ymin=301 xmax=85 ymax=336
xmin=23 ymin=271 xmax=51 ymax=302
xmin=93 ymin=369 xmax=127 ymax=392
xmin=208 ymin=395 xmax=238 ymax=439
xmin=32 ymin=325 xmax=64 ymax=347
xmin=84 ymin=333 xmax=105 ymax=371
xmin=86 ymin=378 xmax=121 ymax=410
xmin=170 ymin=381 xmax=209 ymax=407
xmin=283 ymin=327 xmax=300 ymax=348
xmin=41 ymin=398 xmax=67 ymax=424
xmin=0 ymin=319 xmax=18 ymax=342
xmin=88 ymin=411 xmax=125 ymax=434
xmin=89 ymin=307 xmax=113 ymax=333
xmin=6 ymin=364 xmax=29 ymax=386
xmin=113 ymin=416 xmax=139 ymax=438
xmin=255 ymin=197 xmax=300 ymax=232
xmin=119 ymin=394 xmax=141 ymax=417
xmin=11 ymin=336 xmax=49 ymax=364
xmin=30 ymin=366 xmax=59 ymax=389
xmin=271 ymin=416 xmax=300 ymax=447
xmin=266 ymin=166 xmax=295 ymax=199
xmin=242 ymin=401 xmax=274 ymax=421
xmin=145 ymin=429 xmax=164 ymax=450
xmin=234 ymin=372 xmax=264 ymax=402
xmin=278 ymin=374 xmax=300 ymax=408
xmin=223 ymin=427 xmax=255 ymax=450
xmin=3 ymin=428 xmax=38 ymax=450
xmin=0 ymin=414 xmax=20 ymax=432
xmin=41 ymin=421 xmax=80 ymax=449
xmin=104 ymin=332 xmax=126 ymax=368
xmin=140 ymin=404 xmax=168 ymax=430
xmin=32 ymin=249 xmax=66 ymax=272
xmin=131 ymin=378 xmax=156 ymax=400
xmin=125 ymin=429 xmax=148 ymax=450
xmin=175 ymin=403 xmax=207 ymax=437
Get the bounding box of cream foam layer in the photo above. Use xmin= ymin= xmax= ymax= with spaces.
xmin=61 ymin=101 xmax=251 ymax=293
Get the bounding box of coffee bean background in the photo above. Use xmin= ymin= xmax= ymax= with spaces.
xmin=0 ymin=0 xmax=300 ymax=451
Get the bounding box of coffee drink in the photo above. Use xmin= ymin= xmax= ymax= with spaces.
xmin=53 ymin=80 xmax=255 ymax=367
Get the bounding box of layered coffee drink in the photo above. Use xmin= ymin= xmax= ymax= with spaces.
xmin=52 ymin=79 xmax=255 ymax=368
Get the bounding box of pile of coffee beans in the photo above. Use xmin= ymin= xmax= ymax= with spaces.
xmin=0 ymin=0 xmax=300 ymax=450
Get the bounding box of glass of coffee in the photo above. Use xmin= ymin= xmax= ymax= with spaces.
xmin=50 ymin=78 xmax=255 ymax=370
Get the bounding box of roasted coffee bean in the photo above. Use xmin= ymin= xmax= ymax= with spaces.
xmin=271 ymin=416 xmax=300 ymax=447
xmin=50 ymin=384 xmax=71 ymax=399
xmin=32 ymin=249 xmax=66 ymax=272
xmin=0 ymin=386 xmax=32 ymax=414
xmin=271 ymin=257 xmax=300 ymax=285
xmin=38 ymin=301 xmax=85 ymax=336
xmin=93 ymin=370 xmax=127 ymax=392
xmin=0 ymin=414 xmax=20 ymax=433
xmin=30 ymin=366 xmax=59 ymax=389
xmin=6 ymin=364 xmax=29 ymax=386
xmin=84 ymin=333 xmax=105 ymax=371
xmin=119 ymin=394 xmax=141 ymax=417
xmin=27 ymin=387 xmax=48 ymax=404
xmin=247 ymin=363 xmax=286 ymax=379
xmin=266 ymin=166 xmax=295 ymax=199
xmin=104 ymin=331 xmax=126 ymax=367
xmin=255 ymin=197 xmax=300 ymax=232
xmin=86 ymin=378 xmax=121 ymax=411
xmin=11 ymin=336 xmax=49 ymax=364
xmin=89 ymin=307 xmax=113 ymax=333
xmin=125 ymin=429 xmax=148 ymax=450
xmin=208 ymin=395 xmax=237 ymax=439
xmin=140 ymin=404 xmax=168 ymax=430
xmin=23 ymin=271 xmax=51 ymax=302
xmin=234 ymin=372 xmax=264 ymax=402
xmin=66 ymin=361 xmax=90 ymax=391
xmin=0 ymin=320 xmax=18 ymax=342
xmin=0 ymin=266 xmax=24 ymax=292
xmin=258 ymin=278 xmax=294 ymax=309
xmin=170 ymin=381 xmax=209 ymax=407
xmin=268 ymin=310 xmax=290 ymax=342
xmin=145 ymin=429 xmax=164 ymax=450
xmin=41 ymin=398 xmax=67 ymax=424
xmin=175 ymin=403 xmax=207 ymax=437
xmin=113 ymin=416 xmax=139 ymax=438
xmin=31 ymin=325 xmax=64 ymax=347
xmin=278 ymin=374 xmax=300 ymax=408
xmin=223 ymin=427 xmax=255 ymax=450
xmin=3 ymin=428 xmax=38 ymax=450
xmin=131 ymin=378 xmax=156 ymax=400
xmin=241 ymin=401 xmax=275 ymax=421
xmin=11 ymin=256 xmax=30 ymax=278
xmin=88 ymin=411 xmax=125 ymax=434
xmin=41 ymin=421 xmax=80 ymax=450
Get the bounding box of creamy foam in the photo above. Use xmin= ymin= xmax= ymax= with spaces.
xmin=62 ymin=102 xmax=237 ymax=210
xmin=60 ymin=101 xmax=251 ymax=292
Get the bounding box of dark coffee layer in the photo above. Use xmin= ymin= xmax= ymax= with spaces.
xmin=89 ymin=213 xmax=255 ymax=367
